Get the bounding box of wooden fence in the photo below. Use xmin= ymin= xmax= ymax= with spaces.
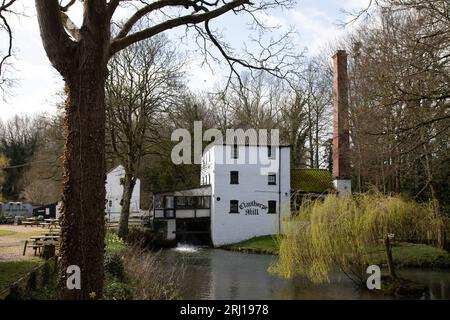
xmin=0 ymin=257 xmax=58 ymax=300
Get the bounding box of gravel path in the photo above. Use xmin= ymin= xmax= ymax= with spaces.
xmin=0 ymin=225 xmax=47 ymax=262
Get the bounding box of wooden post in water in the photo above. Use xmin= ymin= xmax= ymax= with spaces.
xmin=385 ymin=234 xmax=397 ymax=280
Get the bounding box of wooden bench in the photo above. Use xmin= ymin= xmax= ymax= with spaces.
xmin=23 ymin=240 xmax=44 ymax=256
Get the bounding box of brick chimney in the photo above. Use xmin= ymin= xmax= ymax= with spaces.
xmin=332 ymin=50 xmax=351 ymax=195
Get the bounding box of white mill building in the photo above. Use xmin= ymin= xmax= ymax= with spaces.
xmin=153 ymin=141 xmax=291 ymax=246
xmin=152 ymin=49 xmax=352 ymax=247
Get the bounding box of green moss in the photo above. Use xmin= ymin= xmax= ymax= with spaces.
xmin=0 ymin=259 xmax=42 ymax=291
xmin=291 ymin=169 xmax=334 ymax=193
xmin=222 ymin=235 xmax=280 ymax=255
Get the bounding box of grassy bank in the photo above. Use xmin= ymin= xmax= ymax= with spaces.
xmin=0 ymin=259 xmax=43 ymax=292
xmin=0 ymin=230 xmax=17 ymax=237
xmin=221 ymin=235 xmax=280 ymax=255
xmin=223 ymin=235 xmax=450 ymax=268
xmin=369 ymin=242 xmax=450 ymax=268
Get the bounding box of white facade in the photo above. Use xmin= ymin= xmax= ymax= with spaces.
xmin=333 ymin=179 xmax=352 ymax=197
xmin=105 ymin=165 xmax=141 ymax=221
xmin=201 ymin=145 xmax=291 ymax=246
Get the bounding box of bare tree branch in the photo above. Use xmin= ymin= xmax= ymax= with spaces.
xmin=110 ymin=0 xmax=249 ymax=55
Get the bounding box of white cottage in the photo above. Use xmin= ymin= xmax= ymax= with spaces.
xmin=106 ymin=165 xmax=141 ymax=222
xmin=54 ymin=165 xmax=141 ymax=221
xmin=153 ymin=142 xmax=291 ymax=246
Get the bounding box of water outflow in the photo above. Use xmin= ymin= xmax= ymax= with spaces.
xmin=172 ymin=243 xmax=202 ymax=253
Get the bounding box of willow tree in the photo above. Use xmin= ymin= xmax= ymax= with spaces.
xmin=35 ymin=0 xmax=297 ymax=299
xmin=273 ymin=192 xmax=446 ymax=286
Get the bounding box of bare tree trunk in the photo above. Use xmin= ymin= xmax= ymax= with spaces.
xmin=58 ymin=59 xmax=107 ymax=299
xmin=117 ymin=171 xmax=136 ymax=239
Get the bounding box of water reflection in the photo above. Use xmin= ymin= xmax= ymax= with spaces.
xmin=161 ymin=248 xmax=450 ymax=300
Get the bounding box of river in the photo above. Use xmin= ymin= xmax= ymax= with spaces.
xmin=161 ymin=244 xmax=450 ymax=300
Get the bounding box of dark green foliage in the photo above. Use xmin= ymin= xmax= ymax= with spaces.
xmin=0 ymin=115 xmax=40 ymax=199
xmin=103 ymin=280 xmax=132 ymax=300
xmin=125 ymin=227 xmax=157 ymax=247
xmin=0 ymin=212 xmax=14 ymax=224
xmin=380 ymin=276 xmax=426 ymax=298
xmin=104 ymin=252 xmax=125 ymax=281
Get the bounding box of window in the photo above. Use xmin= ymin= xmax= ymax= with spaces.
xmin=230 ymin=171 xmax=239 ymax=184
xmin=165 ymin=196 xmax=174 ymax=209
xmin=232 ymin=144 xmax=238 ymax=159
xmin=268 ymin=200 xmax=276 ymax=214
xmin=268 ymin=173 xmax=276 ymax=185
xmin=198 ymin=196 xmax=211 ymax=209
xmin=268 ymin=145 xmax=275 ymax=159
xmin=230 ymin=200 xmax=239 ymax=213
xmin=154 ymin=196 xmax=164 ymax=209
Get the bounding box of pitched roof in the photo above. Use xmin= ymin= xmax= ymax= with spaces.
xmin=291 ymin=169 xmax=335 ymax=194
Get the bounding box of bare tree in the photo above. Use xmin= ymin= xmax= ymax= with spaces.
xmin=0 ymin=153 xmax=8 ymax=201
xmin=34 ymin=0 xmax=297 ymax=299
xmin=0 ymin=115 xmax=40 ymax=199
xmin=0 ymin=0 xmax=18 ymax=97
xmin=302 ymin=58 xmax=332 ymax=169
xmin=19 ymin=114 xmax=64 ymax=204
xmin=106 ymin=34 xmax=184 ymax=238
xmin=341 ymin=5 xmax=449 ymax=246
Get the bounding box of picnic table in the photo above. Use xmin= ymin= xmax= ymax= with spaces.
xmin=22 ymin=218 xmax=39 ymax=226
xmin=45 ymin=232 xmax=60 ymax=236
xmin=23 ymin=235 xmax=60 ymax=257
xmin=30 ymin=235 xmax=60 ymax=241
xmin=38 ymin=220 xmax=59 ymax=228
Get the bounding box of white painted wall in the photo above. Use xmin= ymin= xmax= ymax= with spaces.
xmin=105 ymin=165 xmax=141 ymax=221
xmin=207 ymin=145 xmax=291 ymax=246
xmin=333 ymin=179 xmax=352 ymax=197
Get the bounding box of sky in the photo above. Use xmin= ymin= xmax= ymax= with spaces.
xmin=0 ymin=0 xmax=369 ymax=122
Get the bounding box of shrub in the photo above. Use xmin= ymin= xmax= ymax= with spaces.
xmin=103 ymin=280 xmax=132 ymax=300
xmin=126 ymin=227 xmax=157 ymax=247
xmin=104 ymin=252 xmax=125 ymax=281
xmin=122 ymin=245 xmax=184 ymax=300
xmin=106 ymin=230 xmax=126 ymax=255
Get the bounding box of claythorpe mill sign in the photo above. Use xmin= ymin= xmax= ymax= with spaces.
xmin=239 ymin=200 xmax=268 ymax=215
